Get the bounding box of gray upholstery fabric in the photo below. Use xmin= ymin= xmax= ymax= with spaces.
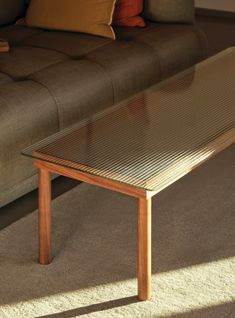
xmin=22 ymin=31 xmax=112 ymax=58
xmin=0 ymin=81 xmax=59 ymax=200
xmin=0 ymin=25 xmax=41 ymax=45
xmin=86 ymin=40 xmax=161 ymax=104
xmin=143 ymin=0 xmax=195 ymax=24
xmin=0 ymin=46 xmax=67 ymax=80
xmin=30 ymin=60 xmax=114 ymax=129
xmin=0 ymin=72 xmax=12 ymax=85
xmin=0 ymin=174 xmax=38 ymax=208
xmin=0 ymin=0 xmax=26 ymax=26
xmin=133 ymin=24 xmax=208 ymax=79
xmin=0 ymin=19 xmax=208 ymax=207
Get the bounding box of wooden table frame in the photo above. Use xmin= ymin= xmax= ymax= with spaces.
xmin=34 ymin=159 xmax=156 ymax=301
xmin=33 ymin=126 xmax=235 ymax=302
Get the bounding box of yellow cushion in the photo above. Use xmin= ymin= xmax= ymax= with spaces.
xmin=26 ymin=0 xmax=117 ymax=39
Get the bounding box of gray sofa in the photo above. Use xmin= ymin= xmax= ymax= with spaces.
xmin=0 ymin=0 xmax=208 ymax=207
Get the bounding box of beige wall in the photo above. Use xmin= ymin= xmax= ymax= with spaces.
xmin=196 ymin=0 xmax=235 ymax=12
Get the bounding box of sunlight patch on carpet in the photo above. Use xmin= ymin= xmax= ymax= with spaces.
xmin=1 ymin=257 xmax=234 ymax=318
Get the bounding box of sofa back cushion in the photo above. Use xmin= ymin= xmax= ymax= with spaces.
xmin=143 ymin=0 xmax=195 ymax=24
xmin=113 ymin=0 xmax=145 ymax=27
xmin=25 ymin=0 xmax=117 ymax=39
xmin=0 ymin=0 xmax=26 ymax=26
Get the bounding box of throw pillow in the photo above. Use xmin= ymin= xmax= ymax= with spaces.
xmin=143 ymin=0 xmax=195 ymax=24
xmin=25 ymin=0 xmax=117 ymax=39
xmin=113 ymin=0 xmax=145 ymax=27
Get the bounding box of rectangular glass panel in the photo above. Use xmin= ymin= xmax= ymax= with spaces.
xmin=22 ymin=48 xmax=235 ymax=192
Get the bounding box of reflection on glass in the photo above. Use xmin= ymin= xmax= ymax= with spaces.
xmin=23 ymin=48 xmax=235 ymax=191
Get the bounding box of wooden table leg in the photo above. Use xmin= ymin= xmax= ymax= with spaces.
xmin=138 ymin=197 xmax=152 ymax=301
xmin=38 ymin=166 xmax=52 ymax=265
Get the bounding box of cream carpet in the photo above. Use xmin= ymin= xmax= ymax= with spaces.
xmin=0 ymin=145 xmax=235 ymax=318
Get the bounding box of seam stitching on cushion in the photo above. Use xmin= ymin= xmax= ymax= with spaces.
xmin=20 ymin=41 xmax=114 ymax=58
xmin=125 ymin=38 xmax=164 ymax=79
xmin=26 ymin=59 xmax=70 ymax=77
xmin=24 ymin=58 xmax=69 ymax=78
xmin=1 ymin=172 xmax=37 ymax=193
xmin=28 ymin=78 xmax=62 ymax=131
xmin=0 ymin=57 xmax=69 ymax=82
xmin=15 ymin=25 xmax=155 ymax=60
xmin=82 ymin=57 xmax=115 ymax=104
xmin=29 ymin=57 xmax=115 ymax=127
xmin=133 ymin=26 xmax=205 ymax=80
xmin=11 ymin=29 xmax=45 ymax=45
xmin=0 ymin=69 xmax=15 ymax=81
xmin=191 ymin=26 xmax=209 ymax=59
xmin=18 ymin=43 xmax=72 ymax=58
xmin=84 ymin=38 xmax=163 ymax=102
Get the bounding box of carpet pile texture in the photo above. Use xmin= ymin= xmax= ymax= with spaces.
xmin=0 ymin=145 xmax=235 ymax=317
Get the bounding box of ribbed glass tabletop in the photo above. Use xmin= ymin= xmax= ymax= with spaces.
xmin=23 ymin=48 xmax=235 ymax=192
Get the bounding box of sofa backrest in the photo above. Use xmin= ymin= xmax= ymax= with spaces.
xmin=0 ymin=0 xmax=195 ymax=28
xmin=143 ymin=0 xmax=195 ymax=24
xmin=0 ymin=0 xmax=28 ymax=26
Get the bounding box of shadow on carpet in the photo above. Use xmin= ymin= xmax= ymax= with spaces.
xmin=0 ymin=145 xmax=235 ymax=317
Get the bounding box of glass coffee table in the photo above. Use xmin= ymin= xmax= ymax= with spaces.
xmin=23 ymin=48 xmax=235 ymax=301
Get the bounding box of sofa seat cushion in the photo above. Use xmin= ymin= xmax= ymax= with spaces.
xmin=22 ymin=30 xmax=112 ymax=58
xmin=0 ymin=80 xmax=59 ymax=194
xmin=0 ymin=46 xmax=68 ymax=80
xmin=0 ymin=22 xmax=207 ymax=131
xmin=0 ymin=72 xmax=12 ymax=85
xmin=30 ymin=60 xmax=114 ymax=128
xmin=86 ymin=40 xmax=161 ymax=103
xmin=0 ymin=23 xmax=207 ymax=123
xmin=85 ymin=23 xmax=207 ymax=102
xmin=132 ymin=24 xmax=208 ymax=79
xmin=0 ymin=25 xmax=41 ymax=45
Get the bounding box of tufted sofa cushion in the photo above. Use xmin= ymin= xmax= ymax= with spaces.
xmin=0 ymin=81 xmax=59 ymax=190
xmin=0 ymin=22 xmax=207 ymax=206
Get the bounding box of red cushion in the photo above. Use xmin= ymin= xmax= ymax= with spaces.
xmin=113 ymin=0 xmax=146 ymax=27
